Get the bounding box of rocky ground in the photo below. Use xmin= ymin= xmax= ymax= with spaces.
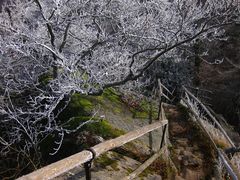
xmin=166 ymin=105 xmax=215 ymax=180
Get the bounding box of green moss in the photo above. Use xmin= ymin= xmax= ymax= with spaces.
xmin=58 ymin=93 xmax=94 ymax=121
xmin=86 ymin=120 xmax=125 ymax=139
xmin=95 ymin=95 xmax=104 ymax=103
xmin=63 ymin=116 xmax=125 ymax=139
xmin=112 ymin=106 xmax=122 ymax=114
xmin=132 ymin=110 xmax=149 ymax=119
xmin=102 ymin=88 xmax=121 ymax=103
xmin=130 ymin=99 xmax=150 ymax=119
xmin=38 ymin=72 xmax=53 ymax=85
xmin=126 ymin=167 xmax=134 ymax=174
xmin=94 ymin=88 xmax=124 ymax=114
xmin=110 ymin=161 xmax=120 ymax=171
xmin=71 ymin=94 xmax=93 ymax=114
xmin=62 ymin=116 xmax=94 ymax=130
xmin=130 ymin=100 xmax=158 ymax=120
xmin=95 ymin=153 xmax=119 ymax=171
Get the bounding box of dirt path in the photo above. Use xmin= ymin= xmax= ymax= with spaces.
xmin=166 ymin=105 xmax=215 ymax=180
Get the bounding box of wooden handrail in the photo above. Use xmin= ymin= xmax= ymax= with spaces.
xmin=185 ymin=86 xmax=213 ymax=94
xmin=218 ymin=149 xmax=240 ymax=180
xmin=181 ymin=98 xmax=218 ymax=151
xmin=181 ymin=89 xmax=239 ymax=179
xmin=18 ymin=120 xmax=168 ymax=180
xmin=182 ymin=99 xmax=240 ymax=179
xmin=183 ymin=86 xmax=235 ymax=147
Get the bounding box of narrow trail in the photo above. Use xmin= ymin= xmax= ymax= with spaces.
xmin=166 ymin=105 xmax=215 ymax=180
xmin=54 ymin=100 xmax=219 ymax=180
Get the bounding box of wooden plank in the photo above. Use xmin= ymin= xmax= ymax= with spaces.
xmin=161 ymin=103 xmax=166 ymax=120
xmin=162 ymin=93 xmax=171 ymax=101
xmin=125 ymin=147 xmax=166 ymax=180
xmin=92 ymin=120 xmax=168 ymax=157
xmin=18 ymin=120 xmax=168 ymax=180
xmin=186 ymin=86 xmax=213 ymax=93
xmin=157 ymin=79 xmax=162 ymax=120
xmin=183 ymin=87 xmax=235 ymax=148
xmin=18 ymin=150 xmax=93 ymax=180
xmin=161 ymin=83 xmax=173 ymax=96
xmin=158 ymin=79 xmax=163 ymax=97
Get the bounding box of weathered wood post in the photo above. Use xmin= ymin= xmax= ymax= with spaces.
xmin=148 ymin=100 xmax=153 ymax=153
xmin=157 ymin=79 xmax=163 ymax=121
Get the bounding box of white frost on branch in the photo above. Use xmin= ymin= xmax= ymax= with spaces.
xmin=0 ymin=0 xmax=239 ymax=157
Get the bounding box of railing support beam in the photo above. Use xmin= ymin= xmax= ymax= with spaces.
xmin=160 ymin=124 xmax=167 ymax=149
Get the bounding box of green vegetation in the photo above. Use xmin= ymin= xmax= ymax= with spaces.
xmin=57 ymin=88 xmax=154 ymax=141
xmin=130 ymin=99 xmax=149 ymax=119
xmin=101 ymin=88 xmax=124 ymax=114
xmin=95 ymin=152 xmax=120 ymax=171
xmin=102 ymin=88 xmax=122 ymax=104
xmin=58 ymin=93 xmax=94 ymax=122
xmin=126 ymin=167 xmax=134 ymax=174
xmin=38 ymin=72 xmax=53 ymax=85
xmin=94 ymin=151 xmax=123 ymax=171
xmin=63 ymin=116 xmax=125 ymax=139
xmin=40 ymin=89 xmax=128 ymax=161
xmin=84 ymin=120 xmax=125 ymax=139
xmin=130 ymin=99 xmax=158 ymax=119
xmin=131 ymin=110 xmax=149 ymax=119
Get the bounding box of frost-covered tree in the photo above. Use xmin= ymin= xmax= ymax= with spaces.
xmin=0 ymin=0 xmax=239 ymax=174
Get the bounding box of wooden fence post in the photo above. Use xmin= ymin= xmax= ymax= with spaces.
xmin=157 ymin=79 xmax=163 ymax=120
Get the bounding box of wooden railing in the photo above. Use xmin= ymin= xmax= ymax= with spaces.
xmin=182 ymin=86 xmax=235 ymax=147
xmin=181 ymin=86 xmax=240 ymax=180
xmin=18 ymin=120 xmax=168 ymax=180
xmin=18 ymin=80 xmax=169 ymax=180
xmin=18 ymin=83 xmax=239 ymax=180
